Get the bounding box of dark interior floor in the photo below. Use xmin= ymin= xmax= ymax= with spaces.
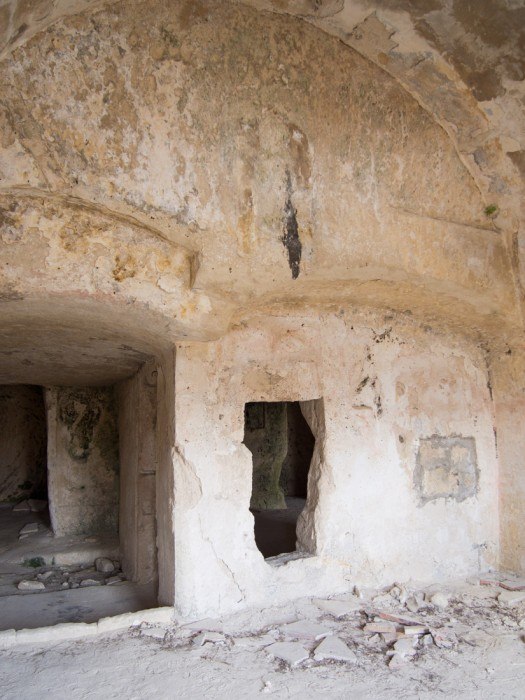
xmin=252 ymin=496 xmax=306 ymax=558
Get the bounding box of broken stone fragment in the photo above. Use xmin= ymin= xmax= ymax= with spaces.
xmin=106 ymin=575 xmax=125 ymax=585
xmin=428 ymin=592 xmax=450 ymax=609
xmin=193 ymin=631 xmax=226 ymax=646
xmin=80 ymin=578 xmax=102 ymax=587
xmin=19 ymin=522 xmax=39 ymax=535
xmin=36 ymin=570 xmax=55 ymax=581
xmin=405 ymin=595 xmax=422 ymax=613
xmin=313 ymin=636 xmax=357 ymax=663
xmin=431 ymin=627 xmax=458 ymax=648
xmin=363 ymin=621 xmax=397 ymax=634
xmin=17 ymin=579 xmax=45 ymax=591
xmin=499 ymin=579 xmax=525 ymax=592
xmin=403 ymin=625 xmax=427 ymax=636
xmin=388 ymin=653 xmax=408 ymax=669
xmin=95 ymin=557 xmax=115 ymax=573
xmin=498 ymin=590 xmax=525 ymax=606
xmin=280 ymin=620 xmax=331 ymax=641
xmin=392 ymin=637 xmax=417 ymax=657
xmin=265 ymin=641 xmax=309 ymax=666
xmin=12 ymin=500 xmax=30 ymax=512
xmin=378 ymin=611 xmax=423 ymax=626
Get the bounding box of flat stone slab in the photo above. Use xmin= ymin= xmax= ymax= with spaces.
xmin=314 ymin=599 xmax=361 ymax=618
xmin=266 ymin=642 xmax=309 ymax=666
xmin=280 ymin=620 xmax=331 ymax=641
xmin=19 ymin=523 xmax=39 ymax=535
xmin=313 ymin=636 xmax=357 ymax=663
xmin=12 ymin=501 xmax=31 ymax=512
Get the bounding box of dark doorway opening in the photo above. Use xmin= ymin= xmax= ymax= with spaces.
xmin=0 ymin=384 xmax=49 ymax=523
xmin=244 ymin=401 xmax=314 ymax=558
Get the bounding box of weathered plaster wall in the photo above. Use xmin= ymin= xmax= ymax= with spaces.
xmin=173 ymin=311 xmax=499 ymax=617
xmin=117 ymin=361 xmax=157 ymax=584
xmin=0 ymin=385 xmax=46 ymax=503
xmin=46 ymin=386 xmax=119 ymax=536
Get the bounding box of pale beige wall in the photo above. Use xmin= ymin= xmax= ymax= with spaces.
xmin=172 ymin=310 xmax=499 ymax=618
xmin=0 ymin=385 xmax=47 ymax=503
xmin=45 ymin=386 xmax=119 ymax=536
xmin=117 ymin=361 xmax=158 ymax=584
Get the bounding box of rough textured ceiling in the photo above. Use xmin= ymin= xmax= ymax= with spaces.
xmin=0 ymin=0 xmax=523 ymax=384
xmin=1 ymin=0 xmax=523 ymax=206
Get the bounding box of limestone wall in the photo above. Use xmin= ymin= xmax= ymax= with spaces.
xmin=46 ymin=386 xmax=119 ymax=536
xmin=173 ymin=310 xmax=499 ymax=617
xmin=0 ymin=385 xmax=47 ymax=503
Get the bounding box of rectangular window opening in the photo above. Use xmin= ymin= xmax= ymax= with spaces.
xmin=244 ymin=400 xmax=316 ymax=559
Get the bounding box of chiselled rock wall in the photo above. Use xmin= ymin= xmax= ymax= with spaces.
xmin=0 ymin=385 xmax=47 ymax=503
xmin=173 ymin=310 xmax=499 ymax=617
xmin=0 ymin=0 xmax=522 ymax=609
xmin=46 ymin=386 xmax=119 ymax=536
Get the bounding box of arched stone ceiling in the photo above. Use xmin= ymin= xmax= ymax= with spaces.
xmin=1 ymin=0 xmax=523 ymax=216
xmin=0 ymin=0 xmax=523 ymax=354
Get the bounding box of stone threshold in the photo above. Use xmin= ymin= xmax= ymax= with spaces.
xmin=0 ymin=606 xmax=174 ymax=649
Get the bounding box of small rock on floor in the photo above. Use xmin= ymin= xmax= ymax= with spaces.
xmin=266 ymin=641 xmax=309 ymax=666
xmin=80 ymin=578 xmax=102 ymax=587
xmin=313 ymin=636 xmax=357 ymax=663
xmin=429 ymin=592 xmax=450 ymax=609
xmin=95 ymin=557 xmax=115 ymax=573
xmin=18 ymin=580 xmax=46 ymax=591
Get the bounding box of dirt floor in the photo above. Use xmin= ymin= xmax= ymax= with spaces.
xmin=2 ymin=576 xmax=525 ymax=699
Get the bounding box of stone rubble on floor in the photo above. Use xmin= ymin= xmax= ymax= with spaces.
xmin=134 ymin=573 xmax=525 ymax=674
xmin=11 ymin=558 xmax=125 ymax=595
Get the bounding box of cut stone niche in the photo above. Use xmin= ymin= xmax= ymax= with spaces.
xmin=0 ymin=385 xmax=47 ymax=504
xmin=243 ymin=400 xmax=318 ymax=558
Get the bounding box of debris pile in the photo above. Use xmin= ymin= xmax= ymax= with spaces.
xmin=132 ymin=574 xmax=525 ymax=674
xmin=16 ymin=558 xmax=125 ymax=592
